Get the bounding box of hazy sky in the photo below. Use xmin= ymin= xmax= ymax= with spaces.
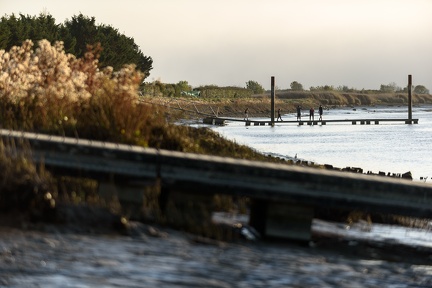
xmin=3 ymin=0 xmax=432 ymax=90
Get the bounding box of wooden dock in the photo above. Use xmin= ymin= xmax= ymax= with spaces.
xmin=203 ymin=117 xmax=419 ymax=126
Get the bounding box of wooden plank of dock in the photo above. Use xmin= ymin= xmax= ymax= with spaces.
xmin=204 ymin=117 xmax=419 ymax=126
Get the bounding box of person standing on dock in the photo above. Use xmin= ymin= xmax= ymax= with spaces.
xmin=319 ymin=105 xmax=323 ymax=121
xmin=277 ymin=108 xmax=283 ymax=121
xmin=309 ymin=107 xmax=315 ymax=121
xmin=244 ymin=108 xmax=249 ymax=120
xmin=296 ymin=106 xmax=301 ymax=121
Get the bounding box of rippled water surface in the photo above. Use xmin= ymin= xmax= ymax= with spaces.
xmin=2 ymin=223 xmax=432 ymax=288
xmin=211 ymin=105 xmax=432 ymax=181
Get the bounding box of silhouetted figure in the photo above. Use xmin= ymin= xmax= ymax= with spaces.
xmin=319 ymin=105 xmax=323 ymax=121
xmin=244 ymin=108 xmax=249 ymax=120
xmin=296 ymin=106 xmax=301 ymax=121
xmin=277 ymin=108 xmax=283 ymax=121
xmin=309 ymin=107 xmax=315 ymax=121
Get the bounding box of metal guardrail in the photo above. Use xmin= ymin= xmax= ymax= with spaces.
xmin=1 ymin=129 xmax=432 ymax=218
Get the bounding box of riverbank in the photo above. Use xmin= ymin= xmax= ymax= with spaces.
xmin=145 ymin=91 xmax=432 ymax=120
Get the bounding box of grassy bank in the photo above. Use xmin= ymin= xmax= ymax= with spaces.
xmin=146 ymin=91 xmax=432 ymax=120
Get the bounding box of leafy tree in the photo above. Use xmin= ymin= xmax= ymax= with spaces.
xmin=290 ymin=81 xmax=303 ymax=91
xmin=245 ymin=80 xmax=265 ymax=94
xmin=176 ymin=81 xmax=191 ymax=92
xmin=0 ymin=13 xmax=60 ymax=50
xmin=62 ymin=14 xmax=98 ymax=57
xmin=414 ymin=85 xmax=430 ymax=94
xmin=62 ymin=14 xmax=153 ymax=77
xmin=0 ymin=13 xmax=153 ymax=79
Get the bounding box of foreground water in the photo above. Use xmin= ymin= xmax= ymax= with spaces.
xmin=2 ymin=220 xmax=432 ymax=287
xmin=210 ymin=105 xmax=432 ymax=182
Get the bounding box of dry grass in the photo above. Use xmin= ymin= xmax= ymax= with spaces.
xmin=0 ymin=39 xmax=294 ymax=227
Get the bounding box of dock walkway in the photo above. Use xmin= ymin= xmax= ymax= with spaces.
xmin=204 ymin=117 xmax=419 ymax=126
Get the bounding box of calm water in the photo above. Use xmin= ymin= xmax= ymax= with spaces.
xmin=211 ymin=105 xmax=432 ymax=182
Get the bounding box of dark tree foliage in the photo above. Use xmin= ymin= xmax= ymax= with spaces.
xmin=290 ymin=81 xmax=304 ymax=91
xmin=0 ymin=13 xmax=153 ymax=78
xmin=62 ymin=14 xmax=98 ymax=57
xmin=0 ymin=13 xmax=60 ymax=49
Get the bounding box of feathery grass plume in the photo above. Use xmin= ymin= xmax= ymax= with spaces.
xmin=0 ymin=39 xmax=160 ymax=144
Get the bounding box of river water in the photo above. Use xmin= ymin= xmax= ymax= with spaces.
xmin=2 ymin=105 xmax=432 ymax=287
xmin=2 ymin=221 xmax=432 ymax=287
xmin=210 ymin=105 xmax=432 ymax=182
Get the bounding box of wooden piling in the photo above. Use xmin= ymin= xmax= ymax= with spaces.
xmin=408 ymin=74 xmax=412 ymax=121
xmin=271 ymin=76 xmax=275 ymax=126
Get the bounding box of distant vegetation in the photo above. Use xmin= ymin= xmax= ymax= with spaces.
xmin=143 ymin=81 xmax=253 ymax=99
xmin=143 ymin=79 xmax=430 ymax=105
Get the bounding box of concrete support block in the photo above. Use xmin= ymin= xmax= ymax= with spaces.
xmin=266 ymin=202 xmax=314 ymax=241
xmin=375 ymin=121 xmax=379 ymax=124
xmin=352 ymin=121 xmax=356 ymax=125
xmin=245 ymin=121 xmax=251 ymax=126
xmin=249 ymin=200 xmax=314 ymax=241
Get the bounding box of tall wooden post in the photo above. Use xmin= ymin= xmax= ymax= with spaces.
xmin=408 ymin=75 xmax=412 ymax=121
xmin=271 ymin=76 xmax=275 ymax=126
